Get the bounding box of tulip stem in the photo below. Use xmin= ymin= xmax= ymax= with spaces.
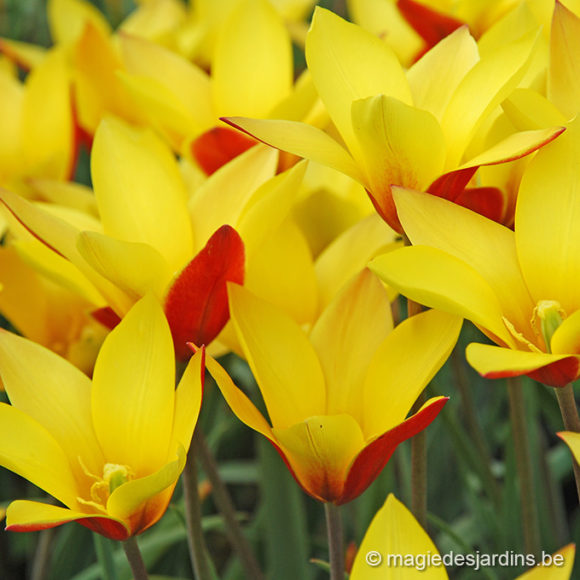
xmin=324 ymin=503 xmax=344 ymax=580
xmin=507 ymin=378 xmax=540 ymax=558
xmin=182 ymin=441 xmax=214 ymax=580
xmin=555 ymin=383 xmax=580 ymax=502
xmin=122 ymin=537 xmax=149 ymax=580
xmin=194 ymin=428 xmax=265 ymax=580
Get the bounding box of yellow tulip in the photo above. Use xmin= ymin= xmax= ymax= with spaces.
xmin=0 ymin=294 xmax=204 ymax=540
xmin=206 ymin=269 xmax=461 ymax=503
xmin=370 ymin=115 xmax=580 ymax=387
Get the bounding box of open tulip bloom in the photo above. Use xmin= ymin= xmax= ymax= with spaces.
xmin=370 ymin=115 xmax=580 ymax=388
xmin=205 ymin=269 xmax=461 ymax=504
xmin=224 ymin=7 xmax=563 ymax=232
xmin=0 ymin=294 xmax=205 ymax=540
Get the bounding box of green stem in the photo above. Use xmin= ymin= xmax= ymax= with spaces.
xmin=121 ymin=537 xmax=149 ymax=580
xmin=507 ymin=378 xmax=540 ymax=557
xmin=31 ymin=528 xmax=55 ymax=580
xmin=410 ymin=390 xmax=427 ymax=529
xmin=93 ymin=533 xmax=118 ymax=580
xmin=324 ymin=503 xmax=344 ymax=580
xmin=554 ymin=383 xmax=580 ymax=502
xmin=195 ymin=429 xmax=265 ymax=580
xmin=182 ymin=439 xmax=213 ymax=580
xmin=451 ymin=350 xmax=501 ymax=508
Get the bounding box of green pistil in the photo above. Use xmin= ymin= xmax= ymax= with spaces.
xmin=103 ymin=463 xmax=130 ymax=494
xmin=535 ymin=300 xmax=565 ymax=353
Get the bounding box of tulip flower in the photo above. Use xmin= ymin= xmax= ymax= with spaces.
xmin=205 ymin=269 xmax=461 ymax=504
xmin=370 ymin=114 xmax=580 ymax=388
xmin=349 ymin=494 xmax=575 ymax=579
xmin=0 ymin=294 xmax=205 ymax=540
xmin=224 ymin=7 xmax=563 ymax=232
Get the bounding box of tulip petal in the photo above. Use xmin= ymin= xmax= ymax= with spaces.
xmin=6 ymin=500 xmax=129 ymax=541
xmin=341 ymin=397 xmax=448 ymax=504
xmin=465 ymin=343 xmax=580 ymax=388
xmin=77 ymin=231 xmax=171 ymax=303
xmin=48 ymin=0 xmax=111 ymax=45
xmin=213 ymin=0 xmax=292 ymax=117
xmin=91 ymin=118 xmax=193 ymax=274
xmin=191 ymin=127 xmax=257 ymax=176
xmin=315 ymin=213 xmax=400 ymax=309
xmin=558 ymin=432 xmax=580 ymax=467
xmin=362 ymin=310 xmax=460 ymax=438
xmin=0 ymin=403 xmax=79 ymax=508
xmin=273 ymin=414 xmax=365 ymax=503
xmin=305 ymin=7 xmax=411 ymax=154
xmin=228 ymin=283 xmax=325 ymax=429
xmin=549 ymin=2 xmax=580 ymax=120
xmin=350 ymin=95 xmax=446 ymax=231
xmin=92 ymin=295 xmax=175 ymax=472
xmin=407 ymin=26 xmax=478 ymax=122
xmin=442 ymin=29 xmax=537 ymax=167
xmin=222 ymin=117 xmax=363 ymax=183
xmin=551 ymin=309 xmax=580 ymax=355
xmin=164 ymin=225 xmax=244 ymax=359
xmin=516 ymin=116 xmax=580 ymax=314
xmin=205 ymin=352 xmax=275 ymax=439
xmin=350 ymin=493 xmax=449 ymax=578
xmin=107 ymin=447 xmax=185 ymax=530
xmin=0 ymin=330 xmax=103 ymax=479
xmin=502 ymin=88 xmax=566 ymax=132
xmin=188 ymin=144 xmax=278 ymax=250
xmin=172 ymin=348 xmax=205 ymax=453
xmin=243 ymin=217 xmax=318 ymax=326
xmin=370 ymin=246 xmax=513 ymax=347
xmin=392 ymin=188 xmax=536 ymax=344
xmin=310 ymin=269 xmax=393 ymax=421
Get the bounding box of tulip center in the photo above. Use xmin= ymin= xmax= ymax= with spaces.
xmin=77 ymin=460 xmax=133 ymax=513
xmin=532 ymin=300 xmax=566 ymax=353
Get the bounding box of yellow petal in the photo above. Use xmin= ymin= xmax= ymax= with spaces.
xmin=559 ymin=431 xmax=580 ymax=467
xmin=244 ymin=217 xmax=318 ymax=326
xmin=551 ymin=309 xmax=580 ymax=355
xmin=224 ymin=117 xmax=363 ymax=183
xmin=0 ymin=403 xmax=79 ymax=507
xmin=516 ymin=115 xmax=580 ymax=314
xmin=28 ymin=179 xmax=99 ymax=218
xmin=77 ymin=231 xmax=171 ymax=302
xmin=92 ymin=294 xmax=175 ymax=473
xmin=171 ymin=349 xmax=204 ymax=453
xmin=0 ymin=330 xmax=103 ymax=479
xmin=459 ymin=126 xmax=565 ymax=170
xmin=188 ymin=144 xmax=278 ymax=250
xmin=502 ymin=88 xmax=567 ymax=132
xmin=517 ymin=543 xmax=575 ymax=579
xmin=119 ymin=0 xmax=186 ymax=45
xmin=442 ymin=29 xmax=538 ymax=168
xmin=350 ymin=493 xmax=449 ymax=579
xmin=120 ymin=33 xmax=214 ymax=130
xmin=6 ymin=500 xmax=127 ymax=537
xmin=107 ymin=446 xmax=185 ymax=522
xmin=362 ymin=309 xmax=461 ymax=439
xmin=310 ymin=269 xmax=392 ymax=420
xmin=237 ymin=161 xmax=307 ymax=258
xmin=549 ymin=2 xmax=580 ymax=120
xmin=393 ymin=188 xmax=535 ymax=345
xmin=22 ymin=48 xmax=73 ymax=180
xmin=228 ymin=283 xmax=325 ymax=429
xmin=273 ymin=414 xmax=365 ymax=503
xmin=213 ymin=0 xmax=292 ymax=117
xmin=408 ymin=26 xmax=478 ymax=122
xmin=0 ymin=246 xmax=50 ymax=343
xmin=91 ymin=118 xmax=193 ymax=274
xmin=465 ymin=343 xmax=578 ymax=381
xmin=370 ymin=246 xmax=513 ymax=347
xmin=315 ymin=213 xmax=400 ymax=310
xmin=48 ymin=0 xmax=111 ymax=45
xmin=0 ymin=38 xmax=47 ymax=69
xmin=305 ymin=7 xmax=411 ymax=155
xmin=350 ymin=95 xmax=446 ymax=198
xmin=205 ymin=352 xmax=275 ymax=439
